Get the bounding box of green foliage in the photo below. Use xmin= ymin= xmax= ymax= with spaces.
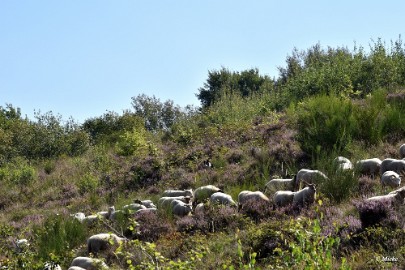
xmin=83 ymin=110 xmax=144 ymax=145
xmin=116 ymin=127 xmax=149 ymax=156
xmin=289 ymin=89 xmax=405 ymax=157
xmin=77 ymin=172 xmax=99 ymax=194
xmin=197 ymin=67 xmax=274 ymax=108
xmin=35 ymin=214 xmax=87 ymax=264
xmin=275 ymin=212 xmax=350 ymax=269
xmin=288 ymin=94 xmax=356 ymax=155
xmin=0 ymin=157 xmax=36 ymax=186
xmin=131 ymin=94 xmax=184 ymax=131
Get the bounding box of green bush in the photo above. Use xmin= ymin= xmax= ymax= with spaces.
xmin=35 ymin=214 xmax=87 ymax=264
xmin=288 ymin=94 xmax=356 ymax=155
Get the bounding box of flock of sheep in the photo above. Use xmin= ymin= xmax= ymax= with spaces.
xmin=14 ymin=144 xmax=405 ymax=269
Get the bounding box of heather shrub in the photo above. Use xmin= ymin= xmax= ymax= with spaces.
xmin=134 ymin=211 xmax=174 ymax=242
xmin=355 ymin=199 xmax=399 ymax=229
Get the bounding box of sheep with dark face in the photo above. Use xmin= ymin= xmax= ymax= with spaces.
xmin=70 ymin=256 xmax=108 ymax=270
xmin=381 ymin=171 xmax=401 ymax=188
xmin=87 ymin=233 xmax=126 ymax=255
xmin=355 ymin=158 xmax=382 ymax=176
xmin=210 ymin=192 xmax=237 ymax=207
xmin=265 ymin=175 xmax=297 ymax=193
xmin=293 ymin=184 xmax=317 ymax=207
xmin=380 ymin=158 xmax=405 ymax=175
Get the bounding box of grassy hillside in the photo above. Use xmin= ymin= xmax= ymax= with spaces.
xmin=1 ymin=40 xmax=405 ymax=269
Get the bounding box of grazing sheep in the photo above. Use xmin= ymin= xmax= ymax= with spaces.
xmin=265 ymin=176 xmax=297 ymax=193
xmin=193 ymin=185 xmax=222 ymax=205
xmin=194 ymin=202 xmax=206 ymax=215
xmin=82 ymin=214 xmax=100 ymax=226
xmin=72 ymin=212 xmax=86 ymax=223
xmin=293 ymin=184 xmax=317 ymax=207
xmin=109 ymin=208 xmax=124 ymax=221
xmin=158 ymin=196 xmax=192 ymax=210
xmin=355 ymin=158 xmax=382 ymax=176
xmin=366 ymin=189 xmax=405 ymax=206
xmin=170 ymin=199 xmax=192 ymax=217
xmin=123 ymin=203 xmax=147 ymax=212
xmin=15 ymin=238 xmax=29 ymax=253
xmin=87 ymin=233 xmax=126 ymax=255
xmin=134 ymin=199 xmax=157 ymax=209
xmin=273 ymin=190 xmax=295 ymax=207
xmin=296 ymin=169 xmax=328 ymax=189
xmin=380 ymin=158 xmax=405 ymax=175
xmin=162 ymin=189 xmax=193 ymax=198
xmin=381 ymin=171 xmax=401 ymax=188
xmin=210 ymin=192 xmax=237 ymax=207
xmin=334 ymin=156 xmax=353 ymax=171
xmin=97 ymin=206 xmax=116 ymax=219
xmin=238 ymin=190 xmax=270 ymax=210
xmin=400 ymin=143 xmax=405 ymax=158
xmin=135 ymin=207 xmax=158 ymax=216
xmin=70 ymin=256 xmax=108 ymax=270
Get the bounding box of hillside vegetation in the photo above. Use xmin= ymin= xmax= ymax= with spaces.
xmin=1 ymin=38 xmax=405 ymax=269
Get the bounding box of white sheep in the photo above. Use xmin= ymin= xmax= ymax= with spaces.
xmin=15 ymin=238 xmax=29 ymax=253
xmin=123 ymin=203 xmax=147 ymax=213
xmin=170 ymin=199 xmax=193 ymax=217
xmin=194 ymin=202 xmax=206 ymax=215
xmin=209 ymin=192 xmax=237 ymax=207
xmin=366 ymin=189 xmax=405 ymax=206
xmin=293 ymin=184 xmax=317 ymax=207
xmin=381 ymin=171 xmax=401 ymax=188
xmin=158 ymin=196 xmax=192 ymax=210
xmin=97 ymin=206 xmax=116 ymax=219
xmin=400 ymin=143 xmax=405 ymax=158
xmin=82 ymin=214 xmax=100 ymax=226
xmin=334 ymin=156 xmax=353 ymax=171
xmin=355 ymin=158 xmax=382 ymax=176
xmin=380 ymin=158 xmax=405 ymax=175
xmin=135 ymin=207 xmax=158 ymax=216
xmin=162 ymin=189 xmax=193 ymax=198
xmin=193 ymin=185 xmax=222 ymax=205
xmin=87 ymin=233 xmax=126 ymax=255
xmin=265 ymin=176 xmax=297 ymax=193
xmin=389 ymin=186 xmax=405 ymax=195
xmin=134 ymin=199 xmax=157 ymax=209
xmin=273 ymin=190 xmax=295 ymax=207
xmin=71 ymin=212 xmax=86 ymax=223
xmin=296 ymin=169 xmax=328 ymax=189
xmin=238 ymin=190 xmax=270 ymax=210
xmin=70 ymin=256 xmax=109 ymax=270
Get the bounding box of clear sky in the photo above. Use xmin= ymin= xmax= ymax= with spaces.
xmin=1 ymin=1 xmax=404 ymax=124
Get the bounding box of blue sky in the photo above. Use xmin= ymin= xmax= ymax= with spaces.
xmin=1 ymin=1 xmax=404 ymax=123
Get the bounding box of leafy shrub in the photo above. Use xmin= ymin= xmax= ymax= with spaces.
xmin=77 ymin=173 xmax=99 ymax=194
xmin=288 ymin=94 xmax=356 ymax=155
